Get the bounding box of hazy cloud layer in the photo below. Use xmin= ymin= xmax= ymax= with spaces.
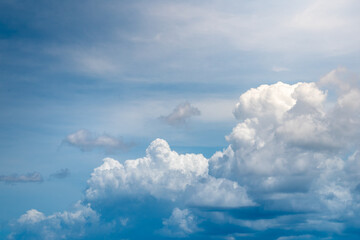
xmin=160 ymin=102 xmax=201 ymax=126
xmin=10 ymin=68 xmax=360 ymax=239
xmin=0 ymin=172 xmax=43 ymax=184
xmin=64 ymin=129 xmax=132 ymax=152
xmin=1 ymin=0 xmax=359 ymax=82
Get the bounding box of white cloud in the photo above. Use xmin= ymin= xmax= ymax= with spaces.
xmin=188 ymin=177 xmax=253 ymax=208
xmin=160 ymin=208 xmax=200 ymax=237
xmin=10 ymin=202 xmax=99 ymax=240
xmin=233 ymin=82 xmax=299 ymax=122
xmin=85 ymin=138 xmax=253 ymax=207
xmin=209 ymin=69 xmax=360 ymax=233
xmin=213 ymin=80 xmax=341 ymax=177
xmin=160 ymin=102 xmax=201 ymax=126
xmin=64 ymin=129 xmax=132 ymax=152
xmin=17 ymin=209 xmax=46 ymax=224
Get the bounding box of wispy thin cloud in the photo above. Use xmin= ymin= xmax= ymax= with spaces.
xmin=0 ymin=172 xmax=43 ymax=184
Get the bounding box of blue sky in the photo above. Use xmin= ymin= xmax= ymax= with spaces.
xmin=1 ymin=0 xmax=360 ymax=239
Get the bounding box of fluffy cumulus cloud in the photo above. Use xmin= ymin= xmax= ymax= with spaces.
xmin=64 ymin=129 xmax=132 ymax=152
xmin=160 ymin=102 xmax=201 ymax=126
xmin=9 ymin=202 xmax=99 ymax=240
xmin=86 ymin=138 xmax=252 ymax=208
xmin=0 ymin=172 xmax=43 ymax=184
xmin=209 ymin=68 xmax=360 ymax=238
xmin=160 ymin=208 xmax=200 ymax=237
xmin=10 ymin=68 xmax=360 ymax=239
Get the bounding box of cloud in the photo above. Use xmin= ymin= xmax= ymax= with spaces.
xmin=277 ymin=235 xmax=313 ymax=240
xmin=209 ymin=68 xmax=360 ymax=237
xmin=160 ymin=102 xmax=201 ymax=126
xmin=9 ymin=202 xmax=99 ymax=240
xmin=11 ymin=139 xmax=253 ymax=239
xmin=49 ymin=168 xmax=70 ymax=180
xmin=0 ymin=172 xmax=43 ymax=184
xmin=160 ymin=208 xmax=200 ymax=237
xmin=10 ymin=68 xmax=360 ymax=239
xmin=272 ymin=66 xmax=290 ymax=72
xmin=64 ymin=129 xmax=133 ymax=152
xmin=145 ymin=0 xmax=360 ymax=55
xmin=85 ymin=138 xmax=253 ymax=208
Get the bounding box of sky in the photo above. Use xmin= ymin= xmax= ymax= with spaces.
xmin=0 ymin=0 xmax=360 ymax=239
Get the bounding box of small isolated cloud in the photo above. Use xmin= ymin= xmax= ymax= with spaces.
xmin=160 ymin=102 xmax=201 ymax=126
xmin=272 ymin=66 xmax=290 ymax=72
xmin=0 ymin=172 xmax=43 ymax=184
xmin=49 ymin=168 xmax=70 ymax=180
xmin=64 ymin=129 xmax=132 ymax=152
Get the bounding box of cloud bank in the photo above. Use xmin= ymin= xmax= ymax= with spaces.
xmin=10 ymin=68 xmax=360 ymax=239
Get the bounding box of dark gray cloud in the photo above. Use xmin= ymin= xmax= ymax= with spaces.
xmin=49 ymin=168 xmax=70 ymax=180
xmin=160 ymin=102 xmax=201 ymax=126
xmin=0 ymin=172 xmax=43 ymax=184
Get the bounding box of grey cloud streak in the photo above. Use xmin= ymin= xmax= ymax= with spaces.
xmin=0 ymin=172 xmax=43 ymax=184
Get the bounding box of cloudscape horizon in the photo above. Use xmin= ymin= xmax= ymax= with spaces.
xmin=1 ymin=1 xmax=359 ymax=239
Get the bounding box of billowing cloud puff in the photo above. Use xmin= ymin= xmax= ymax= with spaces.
xmin=9 ymin=202 xmax=99 ymax=240
xmin=160 ymin=102 xmax=201 ymax=126
xmin=64 ymin=129 xmax=132 ymax=152
xmin=213 ymin=81 xmax=337 ymax=177
xmin=160 ymin=208 xmax=200 ymax=237
xmin=233 ymin=82 xmax=299 ymax=122
xmin=86 ymin=138 xmax=253 ymax=208
xmin=209 ymin=68 xmax=360 ymax=237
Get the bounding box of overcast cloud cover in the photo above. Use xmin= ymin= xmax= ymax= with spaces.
xmin=1 ymin=0 xmax=360 ymax=239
